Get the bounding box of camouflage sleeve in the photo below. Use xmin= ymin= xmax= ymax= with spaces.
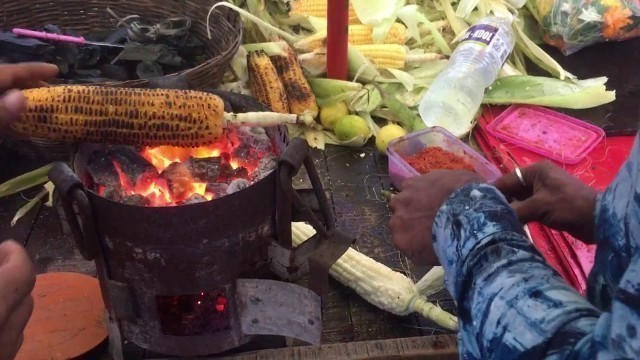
xmin=432 ymin=178 xmax=639 ymax=358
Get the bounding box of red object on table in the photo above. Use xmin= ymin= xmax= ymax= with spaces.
xmin=326 ymin=0 xmax=350 ymax=80
xmin=474 ymin=106 xmax=636 ymax=295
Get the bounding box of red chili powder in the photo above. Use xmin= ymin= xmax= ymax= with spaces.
xmin=403 ymin=147 xmax=475 ymax=175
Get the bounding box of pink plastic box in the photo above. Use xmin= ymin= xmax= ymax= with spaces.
xmin=387 ymin=127 xmax=502 ymax=190
xmin=487 ymin=105 xmax=605 ymax=164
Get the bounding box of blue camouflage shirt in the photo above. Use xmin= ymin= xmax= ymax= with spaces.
xmin=432 ymin=133 xmax=640 ymax=359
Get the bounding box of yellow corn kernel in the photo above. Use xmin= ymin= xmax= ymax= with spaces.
xmin=290 ymin=0 xmax=360 ymax=24
xmin=294 ymin=23 xmax=408 ymax=53
xmin=348 ymin=23 xmax=407 ymax=45
xmin=247 ymin=50 xmax=290 ymax=114
xmin=353 ymin=44 xmax=407 ymax=69
xmin=12 ymin=86 xmax=226 ymax=147
xmin=271 ymin=46 xmax=319 ymax=126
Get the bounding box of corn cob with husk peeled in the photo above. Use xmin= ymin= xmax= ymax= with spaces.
xmin=270 ymin=46 xmax=319 ymax=128
xmin=247 ymin=50 xmax=291 ymax=114
xmin=353 ymin=44 xmax=445 ymax=69
xmin=9 ymin=86 xmax=300 ymax=147
xmin=289 ymin=0 xmax=361 ymax=24
xmin=291 ymin=222 xmax=458 ymax=331
xmin=294 ymin=23 xmax=409 ymax=53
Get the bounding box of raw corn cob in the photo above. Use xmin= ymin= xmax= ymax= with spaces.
xmin=289 ymin=0 xmax=360 ymax=24
xmin=353 ymin=44 xmax=445 ymax=69
xmin=291 ymin=222 xmax=458 ymax=331
xmin=10 ymin=86 xmax=298 ymax=147
xmin=247 ymin=50 xmax=291 ymax=114
xmin=294 ymin=23 xmax=408 ymax=52
xmin=270 ymin=46 xmax=319 ymax=127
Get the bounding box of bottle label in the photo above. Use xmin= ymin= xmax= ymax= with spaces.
xmin=460 ymin=24 xmax=510 ymax=66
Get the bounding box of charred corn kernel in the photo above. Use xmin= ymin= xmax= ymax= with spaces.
xmin=12 ymin=86 xmax=226 ymax=147
xmin=353 ymin=44 xmax=445 ymax=69
xmin=294 ymin=23 xmax=408 ymax=53
xmin=247 ymin=50 xmax=290 ymax=114
xmin=271 ymin=46 xmax=319 ymax=126
xmin=290 ymin=0 xmax=360 ymax=24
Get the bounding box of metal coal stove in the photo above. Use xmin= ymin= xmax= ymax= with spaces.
xmin=47 ymin=125 xmax=353 ymax=358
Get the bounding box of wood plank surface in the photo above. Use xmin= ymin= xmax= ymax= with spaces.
xmin=211 ymin=335 xmax=459 ymax=360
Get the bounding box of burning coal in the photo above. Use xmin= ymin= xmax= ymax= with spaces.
xmin=83 ymin=127 xmax=277 ymax=206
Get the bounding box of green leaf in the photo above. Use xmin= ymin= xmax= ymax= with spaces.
xmin=11 ymin=187 xmax=47 ymax=227
xmin=0 ymin=163 xmax=53 ymax=198
xmin=483 ymin=75 xmax=616 ymax=109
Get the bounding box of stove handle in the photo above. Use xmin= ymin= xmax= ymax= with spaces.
xmin=48 ymin=162 xmax=98 ymax=261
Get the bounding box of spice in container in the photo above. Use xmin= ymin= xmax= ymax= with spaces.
xmin=402 ymin=147 xmax=476 ymax=175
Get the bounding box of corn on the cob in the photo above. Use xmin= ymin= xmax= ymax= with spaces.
xmin=291 ymin=222 xmax=458 ymax=331
xmin=271 ymin=46 xmax=319 ymax=127
xmin=294 ymin=23 xmax=408 ymax=53
xmin=290 ymin=0 xmax=360 ymax=24
xmin=353 ymin=44 xmax=445 ymax=69
xmin=247 ymin=50 xmax=291 ymax=114
xmin=10 ymin=86 xmax=299 ymax=147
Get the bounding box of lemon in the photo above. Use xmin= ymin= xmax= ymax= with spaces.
xmin=319 ymin=101 xmax=349 ymax=129
xmin=375 ymin=123 xmax=407 ymax=154
xmin=334 ymin=115 xmax=371 ymax=142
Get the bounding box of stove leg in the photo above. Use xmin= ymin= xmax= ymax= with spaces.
xmin=106 ymin=311 xmax=124 ymax=360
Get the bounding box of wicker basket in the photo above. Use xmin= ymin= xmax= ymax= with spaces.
xmin=0 ymin=0 xmax=242 ymax=88
xmin=0 ymin=0 xmax=243 ymax=161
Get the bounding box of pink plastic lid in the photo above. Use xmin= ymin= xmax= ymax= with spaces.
xmin=486 ymin=105 xmax=605 ymax=164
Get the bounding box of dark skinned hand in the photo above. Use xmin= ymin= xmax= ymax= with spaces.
xmin=389 ymin=170 xmax=484 ymax=265
xmin=0 ymin=62 xmax=59 ymax=129
xmin=0 ymin=241 xmax=36 ymax=360
xmin=0 ymin=62 xmax=57 ymax=360
xmin=493 ymin=161 xmax=598 ymax=244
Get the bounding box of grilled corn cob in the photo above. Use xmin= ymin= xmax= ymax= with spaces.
xmin=10 ymin=86 xmax=298 ymax=147
xmin=353 ymin=44 xmax=445 ymax=69
xmin=290 ymin=0 xmax=360 ymax=24
xmin=247 ymin=50 xmax=291 ymax=114
xmin=271 ymin=46 xmax=319 ymax=127
xmin=291 ymin=222 xmax=458 ymax=331
xmin=294 ymin=23 xmax=408 ymax=53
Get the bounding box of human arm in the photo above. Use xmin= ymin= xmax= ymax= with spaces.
xmin=389 ymin=169 xmax=630 ymax=359
xmin=0 ymin=241 xmax=36 ymax=360
xmin=0 ymin=62 xmax=57 ymax=360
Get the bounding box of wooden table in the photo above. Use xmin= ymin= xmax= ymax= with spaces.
xmin=0 ymin=143 xmax=458 ymax=359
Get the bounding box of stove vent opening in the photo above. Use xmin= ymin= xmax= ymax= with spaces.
xmin=156 ymin=289 xmax=230 ymax=336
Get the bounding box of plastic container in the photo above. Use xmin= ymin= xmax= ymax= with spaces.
xmin=387 ymin=127 xmax=503 ymax=190
xmin=487 ymin=105 xmax=605 ymax=164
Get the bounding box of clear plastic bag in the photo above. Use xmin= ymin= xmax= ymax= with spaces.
xmin=529 ymin=0 xmax=640 ymax=54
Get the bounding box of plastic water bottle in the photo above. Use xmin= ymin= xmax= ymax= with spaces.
xmin=418 ymin=16 xmax=516 ymax=137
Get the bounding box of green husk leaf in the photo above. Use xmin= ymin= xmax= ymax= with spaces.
xmin=207 ymin=2 xmax=299 ymax=44
xmin=0 ymin=163 xmax=53 ymax=198
xmin=373 ymin=83 xmax=425 ymax=132
xmin=513 ymin=18 xmax=571 ymax=80
xmin=483 ymin=75 xmax=616 ymax=109
xmin=11 ymin=186 xmax=47 ymax=227
xmin=308 ymin=78 xmax=364 ymax=98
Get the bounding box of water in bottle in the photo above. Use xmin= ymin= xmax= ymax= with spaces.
xmin=418 ymin=16 xmax=516 ymax=137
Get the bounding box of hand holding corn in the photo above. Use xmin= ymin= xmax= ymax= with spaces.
xmin=9 ymin=85 xmax=301 ymax=147
xmin=0 ymin=63 xmax=58 ymax=130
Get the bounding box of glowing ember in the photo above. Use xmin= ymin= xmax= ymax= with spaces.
xmin=86 ymin=127 xmax=277 ymax=207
